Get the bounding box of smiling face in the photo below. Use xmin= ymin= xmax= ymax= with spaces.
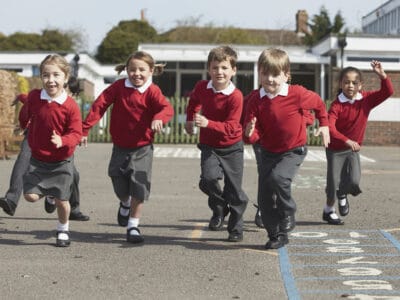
xmin=208 ymin=59 xmax=237 ymax=91
xmin=41 ymin=63 xmax=68 ymax=98
xmin=259 ymin=69 xmax=289 ymax=96
xmin=340 ymin=71 xmax=362 ymax=99
xmin=126 ymin=58 xmax=153 ymax=87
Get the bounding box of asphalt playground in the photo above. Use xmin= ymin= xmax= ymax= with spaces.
xmin=0 ymin=144 xmax=399 ymax=299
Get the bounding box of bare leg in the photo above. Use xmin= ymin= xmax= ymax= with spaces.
xmin=56 ymin=199 xmax=71 ymax=224
xmin=130 ymin=197 xmax=143 ymax=218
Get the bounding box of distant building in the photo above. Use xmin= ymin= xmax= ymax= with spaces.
xmin=1 ymin=5 xmax=399 ymax=145
xmin=362 ymin=0 xmax=400 ymax=35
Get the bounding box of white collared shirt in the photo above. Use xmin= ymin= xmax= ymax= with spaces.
xmin=40 ymin=89 xmax=68 ymax=105
xmin=125 ymin=78 xmax=152 ymax=93
xmin=338 ymin=92 xmax=363 ymax=104
xmin=206 ymin=80 xmax=236 ymax=95
xmin=259 ymin=83 xmax=289 ymax=99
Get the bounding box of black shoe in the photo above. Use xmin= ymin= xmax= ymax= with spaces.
xmin=228 ymin=232 xmax=243 ymax=242
xmin=279 ymin=214 xmax=296 ymax=232
xmin=69 ymin=212 xmax=90 ymax=221
xmin=118 ymin=202 xmax=130 ymax=227
xmin=208 ymin=214 xmax=224 ymax=231
xmin=253 ymin=204 xmax=264 ymax=228
xmin=127 ymin=227 xmax=144 ymax=244
xmin=56 ymin=231 xmax=71 ymax=247
xmin=265 ymin=234 xmax=289 ymax=250
xmin=338 ymin=196 xmax=349 ymax=216
xmin=44 ymin=197 xmax=56 ymax=213
xmin=323 ymin=211 xmax=344 ymax=225
xmin=0 ymin=197 xmax=16 ymax=216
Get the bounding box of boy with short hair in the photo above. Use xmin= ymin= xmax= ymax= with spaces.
xmin=185 ymin=45 xmax=249 ymax=242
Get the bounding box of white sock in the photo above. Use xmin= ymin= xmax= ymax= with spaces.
xmin=56 ymin=222 xmax=69 ymax=240
xmin=46 ymin=196 xmax=55 ymax=205
xmin=119 ymin=197 xmax=131 ymax=216
xmin=339 ymin=198 xmax=347 ymax=206
xmin=324 ymin=205 xmax=334 ymax=214
xmin=128 ymin=218 xmax=140 ymax=235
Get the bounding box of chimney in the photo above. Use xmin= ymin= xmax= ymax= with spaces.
xmin=141 ymin=9 xmax=147 ymax=22
xmin=296 ymin=10 xmax=309 ymax=36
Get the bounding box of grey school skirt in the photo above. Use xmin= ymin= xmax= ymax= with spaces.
xmin=108 ymin=144 xmax=153 ymax=201
xmin=23 ymin=156 xmax=75 ymax=201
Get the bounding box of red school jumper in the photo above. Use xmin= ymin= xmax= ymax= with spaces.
xmin=244 ymin=84 xmax=329 ymax=153
xmin=186 ymin=80 xmax=243 ymax=147
xmin=19 ymin=89 xmax=82 ymax=162
xmin=82 ymin=79 xmax=174 ymax=148
xmin=328 ymin=77 xmax=394 ymax=151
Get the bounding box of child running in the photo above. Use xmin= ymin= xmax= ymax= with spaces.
xmin=185 ymin=45 xmax=249 ymax=242
xmin=244 ymin=48 xmax=330 ymax=249
xmin=20 ymin=54 xmax=82 ymax=247
xmin=322 ymin=60 xmax=394 ymax=225
xmin=81 ymin=51 xmax=174 ymax=243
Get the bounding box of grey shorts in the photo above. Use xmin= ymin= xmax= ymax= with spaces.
xmin=108 ymin=144 xmax=153 ymax=201
xmin=23 ymin=156 xmax=75 ymax=201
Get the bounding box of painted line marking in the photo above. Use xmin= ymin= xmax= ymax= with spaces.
xmin=279 ymin=228 xmax=400 ymax=298
xmin=154 ymin=147 xmax=376 ymax=162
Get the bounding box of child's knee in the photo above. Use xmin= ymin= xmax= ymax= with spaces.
xmin=24 ymin=194 xmax=40 ymax=202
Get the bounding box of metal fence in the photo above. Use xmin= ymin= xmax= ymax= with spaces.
xmin=82 ymin=97 xmax=323 ymax=146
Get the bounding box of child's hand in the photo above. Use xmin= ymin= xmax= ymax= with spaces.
xmin=314 ymin=126 xmax=330 ymax=147
xmin=80 ymin=136 xmax=88 ymax=147
xmin=345 ymin=139 xmax=361 ymax=152
xmin=194 ymin=113 xmax=208 ymax=128
xmin=51 ymin=130 xmax=63 ymax=148
xmin=185 ymin=121 xmax=194 ymax=135
xmin=371 ymin=60 xmax=386 ymax=79
xmin=151 ymin=120 xmax=163 ymax=133
xmin=245 ymin=117 xmax=257 ymax=137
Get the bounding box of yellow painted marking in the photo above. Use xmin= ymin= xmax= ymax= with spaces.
xmin=384 ymin=228 xmax=400 ymax=232
xmin=189 ymin=222 xmax=278 ymax=256
xmin=190 ymin=222 xmax=207 ymax=239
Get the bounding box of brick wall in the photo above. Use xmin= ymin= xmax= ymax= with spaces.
xmin=364 ymin=121 xmax=400 ymax=145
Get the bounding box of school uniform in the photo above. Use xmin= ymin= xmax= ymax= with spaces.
xmin=326 ymin=77 xmax=393 ymax=200
xmin=19 ymin=89 xmax=82 ymax=200
xmin=244 ymin=83 xmax=328 ymax=237
xmin=187 ymin=80 xmax=249 ymax=235
xmin=82 ymin=78 xmax=174 ymax=201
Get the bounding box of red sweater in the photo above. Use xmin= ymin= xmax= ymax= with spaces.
xmin=19 ymin=89 xmax=82 ymax=162
xmin=244 ymin=85 xmax=329 ymax=153
xmin=186 ymin=80 xmax=243 ymax=147
xmin=328 ymin=77 xmax=394 ymax=150
xmin=82 ymin=79 xmax=174 ymax=148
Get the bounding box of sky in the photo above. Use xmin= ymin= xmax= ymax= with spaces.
xmin=1 ymin=0 xmax=386 ymax=54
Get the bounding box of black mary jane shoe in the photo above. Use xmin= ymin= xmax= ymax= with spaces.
xmin=117 ymin=202 xmax=130 ymax=227
xmin=338 ymin=197 xmax=349 ymax=216
xmin=322 ymin=211 xmax=344 ymax=225
xmin=127 ymin=227 xmax=144 ymax=244
xmin=56 ymin=231 xmax=71 ymax=247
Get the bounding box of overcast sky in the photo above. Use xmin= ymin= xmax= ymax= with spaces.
xmin=1 ymin=0 xmax=385 ymax=53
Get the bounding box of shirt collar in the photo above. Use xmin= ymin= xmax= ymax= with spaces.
xmin=125 ymin=78 xmax=152 ymax=93
xmin=338 ymin=92 xmax=363 ymax=104
xmin=207 ymin=80 xmax=235 ymax=95
xmin=40 ymin=89 xmax=68 ymax=105
xmin=259 ymin=83 xmax=289 ymax=99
